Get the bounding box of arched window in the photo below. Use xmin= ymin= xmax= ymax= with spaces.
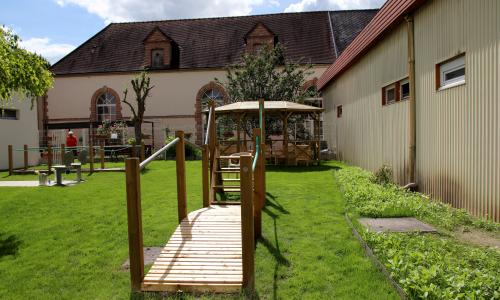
xmin=201 ymin=89 xmax=225 ymax=110
xmin=195 ymin=82 xmax=228 ymax=144
xmin=96 ymin=92 xmax=117 ymax=122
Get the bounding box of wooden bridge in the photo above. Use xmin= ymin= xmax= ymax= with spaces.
xmin=124 ymin=100 xmax=266 ymax=294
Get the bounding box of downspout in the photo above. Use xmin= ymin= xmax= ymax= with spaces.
xmin=405 ymin=15 xmax=417 ymax=190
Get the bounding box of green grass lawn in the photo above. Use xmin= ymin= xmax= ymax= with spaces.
xmin=0 ymin=161 xmax=398 ymax=299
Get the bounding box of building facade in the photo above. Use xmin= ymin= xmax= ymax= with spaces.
xmin=44 ymin=10 xmax=377 ymax=147
xmin=1 ymin=96 xmax=39 ymax=170
xmin=318 ymin=0 xmax=500 ymax=221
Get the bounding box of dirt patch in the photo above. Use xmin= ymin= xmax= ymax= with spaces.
xmin=454 ymin=229 xmax=500 ymax=249
xmin=122 ymin=246 xmax=163 ymax=270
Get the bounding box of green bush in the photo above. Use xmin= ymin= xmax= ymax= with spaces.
xmin=373 ymin=164 xmax=394 ymax=185
xmin=336 ymin=164 xmax=500 ymax=299
xmin=164 ymin=136 xmax=201 ymax=160
xmin=336 ymin=166 xmax=499 ymax=231
xmin=364 ymin=233 xmax=500 ymax=300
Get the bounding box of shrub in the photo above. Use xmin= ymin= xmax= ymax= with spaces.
xmin=373 ymin=165 xmax=394 ymax=185
xmin=364 ymin=232 xmax=500 ymax=299
xmin=164 ymin=136 xmax=201 ymax=160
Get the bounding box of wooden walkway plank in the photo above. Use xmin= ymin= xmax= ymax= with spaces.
xmin=141 ymin=205 xmax=243 ymax=293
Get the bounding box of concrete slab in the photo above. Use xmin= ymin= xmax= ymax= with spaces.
xmin=122 ymin=247 xmax=163 ymax=269
xmin=359 ymin=217 xmax=436 ymax=233
xmin=0 ymin=180 xmax=81 ymax=187
xmin=0 ymin=181 xmax=40 ymax=187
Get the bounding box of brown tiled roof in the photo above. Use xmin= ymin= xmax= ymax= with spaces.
xmin=51 ymin=10 xmax=378 ymax=75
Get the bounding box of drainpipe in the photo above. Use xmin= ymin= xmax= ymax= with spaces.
xmin=405 ymin=15 xmax=417 ymax=189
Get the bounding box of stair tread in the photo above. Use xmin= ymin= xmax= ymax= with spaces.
xmin=222 ymin=178 xmax=240 ymax=181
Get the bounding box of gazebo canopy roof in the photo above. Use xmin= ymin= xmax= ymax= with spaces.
xmin=212 ymin=101 xmax=324 ymax=114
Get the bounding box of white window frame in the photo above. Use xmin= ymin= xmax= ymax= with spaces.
xmin=439 ymin=55 xmax=465 ymax=89
xmin=400 ymin=78 xmax=410 ymax=100
xmin=385 ymin=84 xmax=396 ymax=105
xmin=96 ymin=92 xmax=117 ymax=122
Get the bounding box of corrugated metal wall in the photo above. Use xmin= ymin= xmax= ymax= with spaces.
xmin=323 ymin=24 xmax=410 ymax=184
xmin=323 ymin=0 xmax=499 ymax=221
xmin=414 ymin=0 xmax=499 ymax=221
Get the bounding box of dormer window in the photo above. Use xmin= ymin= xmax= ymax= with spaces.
xmin=143 ymin=27 xmax=173 ymax=69
xmin=245 ymin=23 xmax=275 ymax=54
xmin=151 ymin=49 xmax=164 ymax=67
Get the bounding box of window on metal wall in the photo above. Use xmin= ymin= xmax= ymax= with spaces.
xmin=337 ymin=105 xmax=342 ymax=118
xmin=0 ymin=109 xmax=18 ymax=120
xmin=383 ymin=83 xmax=396 ymax=105
xmin=437 ymin=54 xmax=465 ymax=89
xmin=400 ymin=78 xmax=410 ymax=100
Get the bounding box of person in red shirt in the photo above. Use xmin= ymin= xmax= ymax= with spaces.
xmin=66 ymin=130 xmax=78 ymax=155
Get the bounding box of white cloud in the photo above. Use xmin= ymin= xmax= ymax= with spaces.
xmin=19 ymin=38 xmax=76 ymax=64
xmin=285 ymin=0 xmax=385 ymax=12
xmin=55 ymin=0 xmax=275 ymax=23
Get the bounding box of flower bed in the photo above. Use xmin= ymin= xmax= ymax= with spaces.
xmin=335 ymin=165 xmax=500 ymax=299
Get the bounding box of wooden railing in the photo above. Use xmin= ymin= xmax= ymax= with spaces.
xmin=124 ymin=130 xmax=186 ymax=292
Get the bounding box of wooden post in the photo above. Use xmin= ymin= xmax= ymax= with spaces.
xmin=176 ymin=131 xmax=187 ymax=223
xmin=8 ymin=145 xmax=13 ymax=176
xmin=125 ymin=158 xmax=145 ymax=292
xmin=47 ymin=144 xmax=53 ymax=174
xmin=100 ymin=142 xmax=105 ymax=169
xmin=201 ymin=144 xmax=210 ymax=207
xmin=89 ymin=143 xmax=94 ymax=174
xmin=240 ymin=155 xmax=255 ymax=291
xmin=60 ymin=144 xmax=65 ymax=165
xmin=140 ymin=141 xmax=145 ymax=162
xmin=23 ymin=144 xmax=28 ymax=170
xmin=236 ymin=113 xmax=241 ymax=153
xmin=252 ymin=128 xmax=263 ymax=239
xmin=259 ymin=99 xmax=267 ymax=203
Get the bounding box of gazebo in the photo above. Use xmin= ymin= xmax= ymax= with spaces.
xmin=206 ymin=100 xmax=324 ymax=165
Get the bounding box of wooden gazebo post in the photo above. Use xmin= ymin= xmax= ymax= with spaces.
xmin=236 ymin=113 xmax=241 ymax=153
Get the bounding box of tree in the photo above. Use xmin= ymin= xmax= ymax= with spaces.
xmin=216 ymin=44 xmax=315 ymax=139
xmin=122 ymin=71 xmax=154 ymax=147
xmin=0 ymin=27 xmax=53 ymax=106
xmin=217 ymin=43 xmax=312 ymax=103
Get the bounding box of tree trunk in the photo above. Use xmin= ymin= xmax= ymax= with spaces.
xmin=134 ymin=123 xmax=142 ymax=157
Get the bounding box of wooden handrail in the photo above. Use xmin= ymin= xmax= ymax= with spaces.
xmin=204 ymin=104 xmax=214 ymax=145
xmin=125 ymin=131 xmax=187 ymax=292
xmin=139 ymin=137 xmax=179 ymax=169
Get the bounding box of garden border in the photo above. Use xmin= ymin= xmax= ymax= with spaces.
xmin=344 ymin=213 xmax=408 ymax=300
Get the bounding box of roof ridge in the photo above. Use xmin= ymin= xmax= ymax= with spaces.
xmin=109 ymin=9 xmax=378 ymax=25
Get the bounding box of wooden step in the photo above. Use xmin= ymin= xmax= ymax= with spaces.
xmin=210 ymin=201 xmax=241 ymax=205
xmin=219 ymin=156 xmax=242 ymax=159
xmin=220 ymin=167 xmax=240 ymax=170
xmin=215 ymin=170 xmax=240 ymax=173
xmin=222 ymin=178 xmax=240 ymax=182
xmin=213 ymin=187 xmax=241 ymax=193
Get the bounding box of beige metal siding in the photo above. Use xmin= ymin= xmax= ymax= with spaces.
xmin=323 ymin=24 xmax=409 ymax=184
xmin=323 ymin=0 xmax=499 ymax=221
xmin=414 ymin=0 xmax=499 ymax=221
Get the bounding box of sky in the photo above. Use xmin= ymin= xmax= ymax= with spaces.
xmin=0 ymin=0 xmax=385 ymax=64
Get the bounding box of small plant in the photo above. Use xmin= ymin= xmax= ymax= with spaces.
xmin=373 ymin=164 xmax=394 ymax=185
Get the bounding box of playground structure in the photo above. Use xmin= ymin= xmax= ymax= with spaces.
xmin=210 ymin=101 xmax=324 ymax=166
xmin=6 ymin=143 xmax=147 ymax=175
xmin=124 ymin=99 xmax=266 ymax=293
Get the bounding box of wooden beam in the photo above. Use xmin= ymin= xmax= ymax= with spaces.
xmin=47 ymin=144 xmax=53 ymax=174
xmin=240 ymin=155 xmax=254 ymax=291
xmin=88 ymin=142 xmax=94 ymax=174
xmin=100 ymin=142 xmax=105 ymax=169
xmin=125 ymin=158 xmax=145 ymax=292
xmin=140 ymin=141 xmax=145 ymax=162
xmin=8 ymin=145 xmax=13 ymax=176
xmin=23 ymin=144 xmax=28 ymax=170
xmin=236 ymin=114 xmax=241 ymax=153
xmin=176 ymin=131 xmax=187 ymax=223
xmin=202 ymin=144 xmax=210 ymax=208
